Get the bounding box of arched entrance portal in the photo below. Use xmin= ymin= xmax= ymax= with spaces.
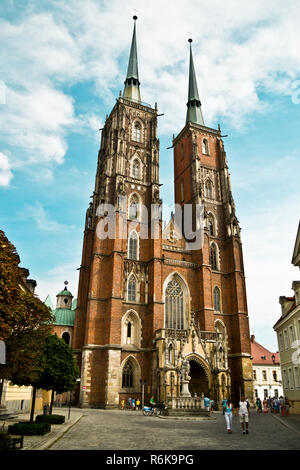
xmin=188 ymin=359 xmax=209 ymax=397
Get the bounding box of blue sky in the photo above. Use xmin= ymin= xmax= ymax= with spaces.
xmin=1 ymin=0 xmax=300 ymax=351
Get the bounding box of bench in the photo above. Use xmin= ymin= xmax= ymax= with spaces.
xmin=11 ymin=435 xmax=24 ymax=449
xmin=0 ymin=434 xmax=24 ymax=450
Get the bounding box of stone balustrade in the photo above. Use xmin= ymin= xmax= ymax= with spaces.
xmin=164 ymin=395 xmax=210 ymax=417
xmin=167 ymin=396 xmax=204 ymax=410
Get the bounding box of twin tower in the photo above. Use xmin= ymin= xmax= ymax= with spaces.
xmin=72 ymin=17 xmax=253 ymax=409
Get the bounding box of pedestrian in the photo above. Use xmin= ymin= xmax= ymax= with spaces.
xmin=222 ymin=398 xmax=227 ymax=415
xmin=136 ymin=399 xmax=141 ymax=410
xmin=279 ymin=396 xmax=285 ymax=416
xmin=204 ymin=395 xmax=210 ymax=412
xmin=120 ymin=399 xmax=125 ymax=410
xmin=132 ymin=398 xmax=136 ymax=410
xmin=267 ymin=396 xmax=272 ymax=411
xmin=256 ymin=397 xmax=262 ymax=413
xmin=274 ymin=397 xmax=279 ymax=413
xmin=224 ymin=399 xmax=233 ymax=433
xmin=149 ymin=396 xmax=155 ymax=409
xmin=263 ymin=398 xmax=268 ymax=413
xmin=239 ymin=395 xmax=250 ymax=434
xmin=285 ymin=397 xmax=290 ymax=416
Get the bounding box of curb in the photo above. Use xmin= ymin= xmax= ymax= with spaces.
xmin=158 ymin=415 xmax=216 ymax=421
xmin=23 ymin=413 xmax=83 ymax=451
xmin=270 ymin=413 xmax=300 ymax=436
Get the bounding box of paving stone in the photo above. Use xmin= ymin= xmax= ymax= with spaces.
xmin=49 ymin=409 xmax=300 ymax=450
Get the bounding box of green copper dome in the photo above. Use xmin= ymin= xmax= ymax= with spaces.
xmin=57 ymin=287 xmax=73 ymax=297
xmin=53 ymin=308 xmax=75 ymax=326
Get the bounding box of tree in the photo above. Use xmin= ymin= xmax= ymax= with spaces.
xmin=32 ymin=334 xmax=79 ymax=416
xmin=0 ymin=230 xmax=53 ymax=403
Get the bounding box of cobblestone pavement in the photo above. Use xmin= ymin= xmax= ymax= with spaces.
xmin=1 ymin=408 xmax=83 ymax=450
xmin=50 ymin=409 xmax=300 ymax=450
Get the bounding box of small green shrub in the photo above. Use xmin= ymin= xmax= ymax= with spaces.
xmin=8 ymin=421 xmax=51 ymax=435
xmin=36 ymin=414 xmax=65 ymax=424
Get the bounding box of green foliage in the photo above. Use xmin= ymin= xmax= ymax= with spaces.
xmin=36 ymin=414 xmax=65 ymax=424
xmin=34 ymin=334 xmax=79 ymax=393
xmin=0 ymin=230 xmax=54 ymax=385
xmin=8 ymin=421 xmax=51 ymax=435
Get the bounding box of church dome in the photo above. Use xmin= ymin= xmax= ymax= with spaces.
xmin=57 ymin=286 xmax=73 ymax=297
xmin=53 ymin=308 xmax=75 ymax=327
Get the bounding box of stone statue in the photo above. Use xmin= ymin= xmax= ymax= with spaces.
xmin=180 ymin=358 xmax=191 ymax=397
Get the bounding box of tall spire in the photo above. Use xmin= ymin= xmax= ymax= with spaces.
xmin=123 ymin=16 xmax=141 ymax=103
xmin=186 ymin=39 xmax=204 ymax=126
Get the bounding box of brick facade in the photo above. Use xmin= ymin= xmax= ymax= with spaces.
xmin=72 ymin=94 xmax=253 ymax=408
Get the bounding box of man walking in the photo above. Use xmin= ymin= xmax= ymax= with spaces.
xmin=239 ymin=395 xmax=250 ymax=434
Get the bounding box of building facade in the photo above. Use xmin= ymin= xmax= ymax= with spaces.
xmin=274 ymin=222 xmax=300 ymax=414
xmin=250 ymin=335 xmax=282 ymax=401
xmin=72 ymin=18 xmax=253 ymax=409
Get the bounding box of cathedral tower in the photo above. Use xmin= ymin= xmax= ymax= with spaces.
xmin=73 ymin=24 xmax=253 ymax=409
xmin=73 ymin=17 xmax=163 ymax=408
xmin=172 ymin=39 xmax=253 ymax=402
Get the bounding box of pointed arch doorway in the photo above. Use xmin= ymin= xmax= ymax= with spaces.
xmin=188 ymin=358 xmax=209 ymax=397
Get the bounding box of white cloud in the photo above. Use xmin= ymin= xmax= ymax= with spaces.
xmin=0 ymin=152 xmax=13 ymax=186
xmin=21 ymin=201 xmax=75 ymax=232
xmin=1 ymin=0 xmax=300 ymax=175
xmin=35 ymin=261 xmax=80 ymax=306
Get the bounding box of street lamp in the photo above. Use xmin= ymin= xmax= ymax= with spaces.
xmin=140 ymin=379 xmax=146 ymax=410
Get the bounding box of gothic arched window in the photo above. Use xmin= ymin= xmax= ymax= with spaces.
xmin=133 ymin=122 xmax=141 ymax=142
xmin=122 ymin=310 xmax=142 ymax=347
xmin=132 ymin=159 xmax=140 ymax=179
xmin=128 ymin=275 xmax=136 ymax=302
xmin=202 ymin=138 xmax=209 ymax=155
xmin=208 ymin=215 xmax=215 ymax=236
xmin=122 ymin=361 xmax=134 ymax=388
xmin=128 ymin=232 xmax=138 ymax=260
xmin=165 ymin=278 xmax=184 ymax=329
xmin=205 ymin=180 xmax=213 ymax=199
xmin=213 ymin=286 xmax=221 ymax=312
xmin=168 ymin=344 xmax=174 ymax=364
xmin=128 ymin=194 xmax=139 ymax=220
xmin=210 ymin=243 xmax=218 ymax=270
xmin=62 ymin=332 xmax=70 ymax=345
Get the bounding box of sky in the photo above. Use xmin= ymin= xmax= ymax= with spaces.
xmin=0 ymin=0 xmax=300 ymax=352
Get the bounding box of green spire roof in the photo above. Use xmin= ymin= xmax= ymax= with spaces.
xmin=186 ymin=39 xmax=204 ymax=126
xmin=126 ymin=17 xmax=139 ymax=81
xmin=44 ymin=295 xmax=53 ymax=310
xmin=123 ymin=16 xmax=141 ymax=102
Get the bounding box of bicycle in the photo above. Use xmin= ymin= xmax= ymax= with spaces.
xmin=143 ymin=403 xmax=164 ymax=416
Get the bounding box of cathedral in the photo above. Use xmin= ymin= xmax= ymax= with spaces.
xmin=72 ymin=17 xmax=253 ymax=409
